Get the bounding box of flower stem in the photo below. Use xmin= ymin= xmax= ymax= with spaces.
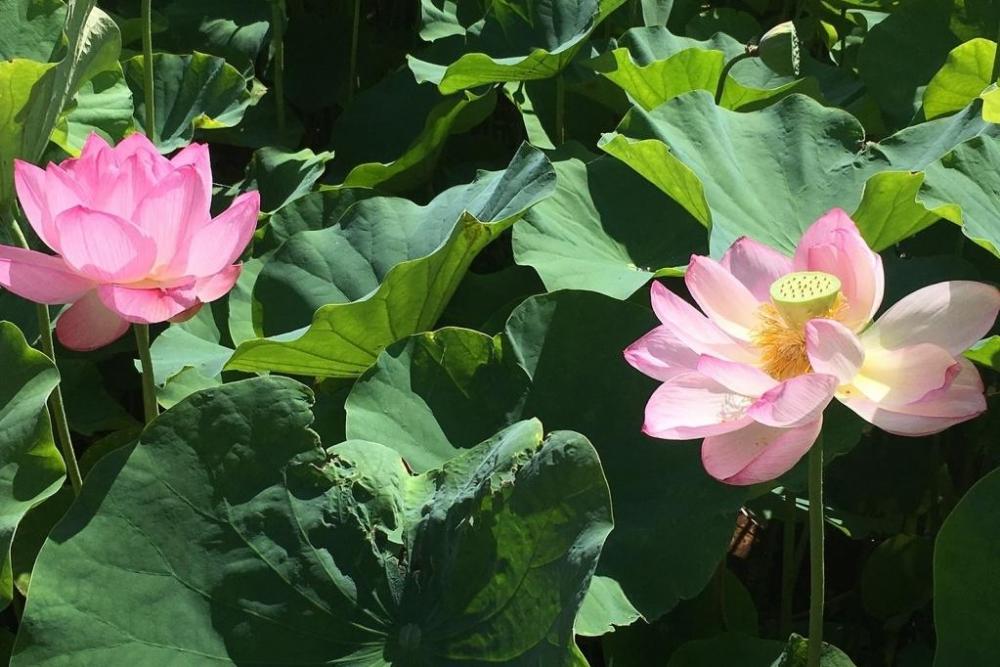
xmin=270 ymin=0 xmax=286 ymax=135
xmin=2 ymin=206 xmax=82 ymax=496
xmin=134 ymin=324 xmax=158 ymax=424
xmin=348 ymin=0 xmax=361 ymax=103
xmin=779 ymin=491 xmax=797 ymax=638
xmin=37 ymin=307 xmax=83 ymax=495
xmin=807 ymin=435 xmax=825 ymax=667
xmin=141 ymin=0 xmax=156 ymax=141
xmin=992 ymin=19 xmax=1000 ymax=83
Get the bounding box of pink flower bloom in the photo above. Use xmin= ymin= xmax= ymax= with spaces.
xmin=0 ymin=133 xmax=259 ymax=351
xmin=625 ymin=209 xmax=1000 ymax=486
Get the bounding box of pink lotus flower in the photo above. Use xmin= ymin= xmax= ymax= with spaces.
xmin=0 ymin=133 xmax=259 ymax=351
xmin=625 ymin=209 xmax=1000 ymax=485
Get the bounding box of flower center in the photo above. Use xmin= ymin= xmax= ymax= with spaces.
xmin=754 ymin=271 xmax=844 ymax=380
xmin=768 ymin=271 xmax=842 ymax=328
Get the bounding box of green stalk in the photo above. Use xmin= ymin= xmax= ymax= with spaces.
xmin=3 ymin=209 xmax=82 ymax=495
xmin=38 ymin=306 xmax=82 ymax=493
xmin=348 ymin=0 xmax=361 ymax=103
xmin=716 ymin=52 xmax=752 ymax=105
xmin=554 ymin=73 xmax=566 ymax=145
xmin=134 ymin=325 xmax=158 ymax=424
xmin=271 ymin=0 xmax=286 ymax=135
xmin=807 ymin=435 xmax=825 ymax=667
xmin=779 ymin=491 xmax=797 ymax=638
xmin=141 ymin=0 xmax=156 ymax=141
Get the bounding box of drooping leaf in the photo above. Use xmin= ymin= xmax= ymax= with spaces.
xmin=419 ymin=0 xmax=489 ymax=41
xmin=933 ymin=467 xmax=1000 ymax=667
xmin=228 ymin=144 xmax=555 ymax=378
xmin=409 ymin=0 xmax=627 ymax=94
xmin=923 ymin=38 xmax=996 ymax=120
xmin=123 ymin=51 xmax=253 ymax=152
xmin=13 ymin=378 xmax=612 ymax=665
xmin=513 ymin=153 xmax=706 ymax=298
xmin=0 ymin=322 xmax=66 ymax=609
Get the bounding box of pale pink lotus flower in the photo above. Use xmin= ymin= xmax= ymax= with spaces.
xmin=0 ymin=133 xmax=259 ymax=351
xmin=625 ymin=209 xmax=1000 ymax=485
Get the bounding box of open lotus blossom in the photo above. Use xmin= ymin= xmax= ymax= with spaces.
xmin=625 ymin=209 xmax=1000 ymax=485
xmin=0 ymin=133 xmax=259 ymax=351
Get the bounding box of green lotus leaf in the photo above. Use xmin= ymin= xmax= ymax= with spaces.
xmin=344 ymin=291 xmax=752 ymax=621
xmin=598 ymin=91 xmax=996 ymax=255
xmin=0 ymin=322 xmax=66 ymax=609
xmin=123 ymin=51 xmax=253 ymax=152
xmin=13 ymin=377 xmax=611 ymax=665
xmin=923 ymin=38 xmax=996 ymax=120
xmin=933 ymin=467 xmax=1000 ymax=666
xmin=409 ymin=0 xmax=627 ymax=94
xmin=227 ymin=144 xmax=555 ymax=377
xmin=513 ymin=153 xmax=706 ymax=299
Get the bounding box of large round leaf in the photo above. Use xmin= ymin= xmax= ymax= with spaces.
xmin=123 ymin=51 xmax=252 ymax=152
xmin=933 ymin=467 xmax=1000 ymax=666
xmin=346 ymin=292 xmax=752 ymax=621
xmin=13 ymin=377 xmax=612 ymax=665
xmin=923 ymin=38 xmax=996 ymax=120
xmin=598 ymin=90 xmax=997 ymax=255
xmin=513 ymin=153 xmax=706 ymax=299
xmin=228 ymin=144 xmax=556 ymax=378
xmin=0 ymin=322 xmax=66 ymax=608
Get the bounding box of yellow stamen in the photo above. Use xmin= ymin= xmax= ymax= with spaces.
xmin=753 ymin=295 xmax=846 ymax=381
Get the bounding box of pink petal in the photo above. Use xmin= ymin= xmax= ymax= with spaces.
xmin=625 ymin=325 xmax=699 ymax=381
xmin=748 ymin=373 xmax=838 ymax=427
xmin=696 ymin=355 xmax=777 ymax=396
xmin=852 ymin=343 xmax=959 ymax=407
xmin=805 ymin=318 xmax=864 ymax=385
xmin=643 ymin=371 xmax=754 ymax=440
xmin=112 ymin=133 xmax=169 ymax=170
xmin=0 ymin=245 xmax=94 ymax=304
xmin=170 ymin=143 xmax=212 ymax=198
xmin=53 ymin=207 xmax=157 ymax=283
xmin=59 ymin=134 xmax=115 ymax=199
xmin=181 ymin=191 xmax=260 ymax=277
xmin=132 ymin=165 xmax=211 ymax=273
xmin=649 ymin=281 xmax=758 ymax=365
xmin=793 ymin=208 xmax=884 ymax=331
xmin=866 ymin=281 xmax=1000 ymax=356
xmin=720 ymin=236 xmax=793 ymax=302
xmin=97 ymin=283 xmax=199 ymax=324
xmin=54 ymin=290 xmax=129 ymax=351
xmin=13 ymin=160 xmax=61 ymax=250
xmin=96 ymin=152 xmax=163 ymax=219
xmin=702 ymin=418 xmax=822 ymax=485
xmin=194 ymin=265 xmax=241 ymax=302
xmin=839 ymin=360 xmax=986 ymax=436
xmin=685 ymin=255 xmax=761 ymax=340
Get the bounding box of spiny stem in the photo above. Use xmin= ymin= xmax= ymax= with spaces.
xmin=271 ymin=0 xmax=286 ymax=136
xmin=348 ymin=0 xmax=361 ymax=103
xmin=807 ymin=435 xmax=825 ymax=667
xmin=779 ymin=491 xmax=797 ymax=638
xmin=134 ymin=324 xmax=159 ymax=424
xmin=38 ymin=306 xmax=82 ymax=494
xmin=141 ymin=0 xmax=156 ymax=141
